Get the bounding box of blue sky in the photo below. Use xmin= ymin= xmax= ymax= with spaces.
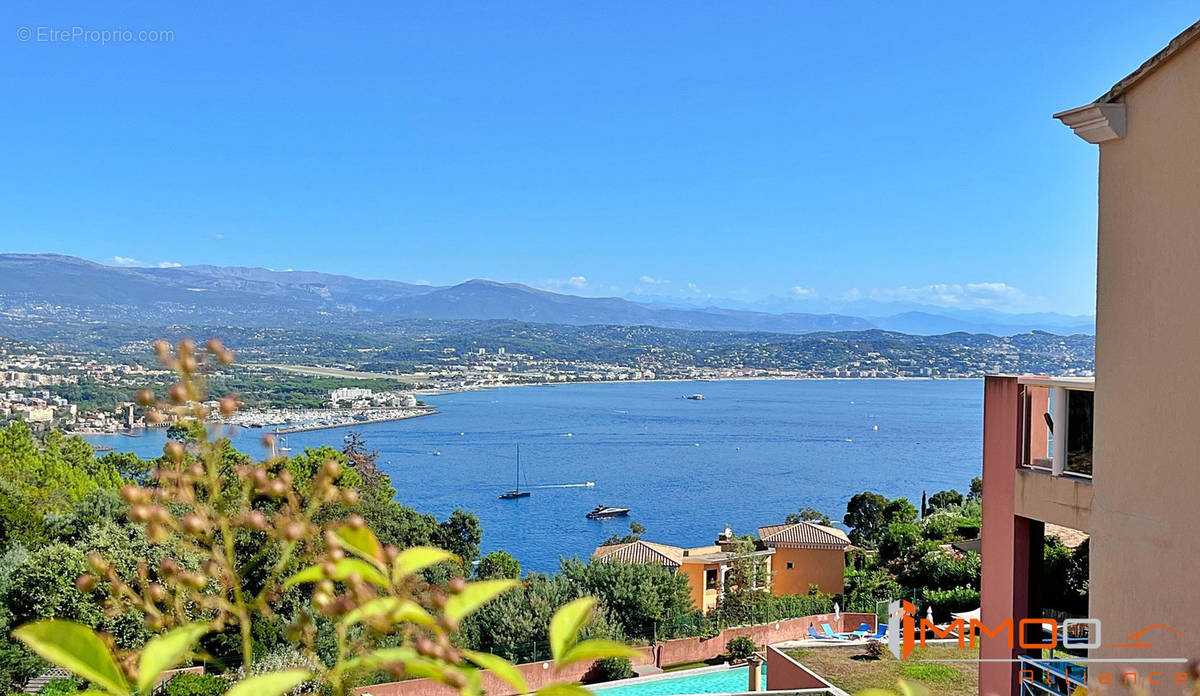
xmin=2 ymin=2 xmax=1197 ymax=316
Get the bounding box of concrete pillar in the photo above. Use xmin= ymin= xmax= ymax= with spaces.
xmin=980 ymin=376 xmax=1035 ymax=696
xmin=1051 ymin=387 xmax=1068 ymax=475
xmin=746 ymin=654 xmax=764 ymax=691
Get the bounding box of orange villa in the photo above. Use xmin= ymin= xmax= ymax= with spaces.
xmin=592 ymin=522 xmax=848 ymax=611
xmin=757 ymin=522 xmax=850 ymax=595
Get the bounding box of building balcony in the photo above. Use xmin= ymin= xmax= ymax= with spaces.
xmin=1016 ymin=376 xmax=1094 ymax=480
xmin=1011 ymin=376 xmax=1094 ymax=531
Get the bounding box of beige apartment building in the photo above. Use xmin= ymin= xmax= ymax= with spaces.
xmin=979 ymin=18 xmax=1200 ymax=696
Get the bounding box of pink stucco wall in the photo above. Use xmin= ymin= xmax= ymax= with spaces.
xmin=354 ymin=613 xmax=874 ymax=696
xmin=764 ymin=646 xmax=832 ymax=691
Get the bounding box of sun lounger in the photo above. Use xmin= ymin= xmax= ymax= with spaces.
xmin=849 ymin=622 xmax=871 ymax=637
xmin=808 ymin=626 xmax=837 ymax=640
xmin=867 ymin=626 xmax=887 ymax=640
xmin=821 ymin=623 xmax=845 ymax=639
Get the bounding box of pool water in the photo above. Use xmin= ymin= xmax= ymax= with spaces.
xmin=591 ymin=665 xmax=765 ymax=696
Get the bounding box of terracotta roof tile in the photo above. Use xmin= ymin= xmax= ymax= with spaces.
xmin=757 ymin=522 xmax=850 ymax=550
xmin=592 ymin=540 xmax=684 ymax=567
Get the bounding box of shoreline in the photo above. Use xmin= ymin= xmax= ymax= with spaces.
xmin=270 ymin=408 xmax=436 ymax=434
xmin=415 ymin=374 xmax=989 ymax=396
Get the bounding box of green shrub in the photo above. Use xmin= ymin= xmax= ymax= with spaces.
xmin=162 ymin=672 xmax=228 ymax=696
xmin=862 ymin=639 xmax=886 ymax=660
xmin=590 ymin=657 xmax=635 ymax=682
xmin=726 ymin=636 xmax=757 ymax=661
xmin=924 ymin=587 xmax=980 ymax=622
xmin=37 ymin=677 xmax=82 ymax=696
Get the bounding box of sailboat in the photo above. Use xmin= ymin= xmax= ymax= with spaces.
xmin=499 ymin=444 xmax=531 ymax=499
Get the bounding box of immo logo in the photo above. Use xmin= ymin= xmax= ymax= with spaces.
xmin=885 ymin=599 xmax=1192 ymax=687
xmin=887 ymin=599 xmax=1105 ymax=660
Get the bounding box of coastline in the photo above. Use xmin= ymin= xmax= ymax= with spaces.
xmin=415 ymin=374 xmax=986 ymax=397
xmin=271 ymin=408 xmax=436 ymax=434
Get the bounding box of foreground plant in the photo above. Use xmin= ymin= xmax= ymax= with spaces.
xmin=13 ymin=338 xmax=634 ymax=696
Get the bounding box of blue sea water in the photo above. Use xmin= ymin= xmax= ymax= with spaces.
xmin=82 ymin=379 xmax=983 ymax=573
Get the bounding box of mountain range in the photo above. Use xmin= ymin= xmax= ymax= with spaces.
xmin=0 ymin=254 xmax=1094 ymax=336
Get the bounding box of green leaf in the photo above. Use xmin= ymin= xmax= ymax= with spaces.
xmin=548 ymin=597 xmax=595 ymax=662
xmin=443 ymin=579 xmax=520 ymax=623
xmin=284 ymin=558 xmax=388 ymax=589
xmin=225 ymin=670 xmax=311 ymax=696
xmin=462 ymin=649 xmax=528 ymax=695
xmin=333 ymin=524 xmax=384 ymax=567
xmin=536 ymin=684 xmax=592 ymax=696
xmin=137 ymin=623 xmax=210 ymax=693
xmin=12 ymin=620 xmax=130 ymax=696
xmin=558 ymin=639 xmax=639 ymax=667
xmin=341 ymin=597 xmax=434 ymax=628
xmin=392 ymin=546 xmax=457 ymax=583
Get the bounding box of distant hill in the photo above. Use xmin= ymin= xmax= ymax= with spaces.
xmin=0 ymin=254 xmax=1093 ymax=336
xmin=0 ymin=254 xmax=869 ymax=333
xmin=870 ymin=310 xmax=1095 ymax=336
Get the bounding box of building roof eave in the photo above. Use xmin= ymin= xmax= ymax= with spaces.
xmin=1053 ymin=102 xmax=1126 ymax=144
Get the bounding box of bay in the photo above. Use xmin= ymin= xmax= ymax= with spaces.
xmin=82 ymin=379 xmax=983 ymax=573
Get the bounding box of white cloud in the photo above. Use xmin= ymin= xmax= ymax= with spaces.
xmin=639 ymin=275 xmax=669 ymax=285
xmin=112 ymin=256 xmax=183 ymax=269
xmin=213 ymin=233 xmax=225 ymax=241
xmin=790 ymin=286 xmax=818 ymax=298
xmin=411 ymin=279 xmax=432 ymax=286
xmin=538 ymin=275 xmax=589 ymax=292
xmin=850 ymin=282 xmax=1042 ymax=310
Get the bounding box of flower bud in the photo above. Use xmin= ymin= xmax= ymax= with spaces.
xmin=205 ymin=338 xmax=225 ymax=354
xmin=283 ymin=522 xmax=305 ymax=541
xmin=322 ymin=460 xmax=341 ymax=478
xmin=448 ymin=577 xmax=467 ymax=594
xmin=342 ymin=489 xmax=359 ymax=506
xmin=164 ymin=440 xmax=184 ymax=463
xmin=135 ymin=389 xmax=156 ymax=406
xmin=182 ymin=513 xmax=209 ymax=536
xmin=75 ymin=574 xmax=96 ymax=592
xmin=219 ymin=396 xmax=238 ymax=416
xmin=168 ymin=384 xmax=188 ymax=405
xmin=154 ymin=340 xmax=171 ymax=359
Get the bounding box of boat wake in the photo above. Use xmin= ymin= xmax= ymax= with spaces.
xmin=530 ymin=482 xmax=596 ymax=489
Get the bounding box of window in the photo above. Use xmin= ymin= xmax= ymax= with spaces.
xmin=705 ymin=568 xmax=718 ymax=590
xmin=786 ymin=562 xmax=794 ymax=570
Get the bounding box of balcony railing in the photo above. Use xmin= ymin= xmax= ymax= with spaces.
xmin=1018 ymin=376 xmax=1094 ymax=480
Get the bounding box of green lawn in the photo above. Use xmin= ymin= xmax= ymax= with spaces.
xmin=784 ymin=644 xmax=978 ymax=696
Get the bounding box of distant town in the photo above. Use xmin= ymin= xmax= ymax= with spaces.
xmin=0 ymin=327 xmax=1094 ymax=433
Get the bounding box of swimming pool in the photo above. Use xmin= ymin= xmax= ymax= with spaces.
xmin=591 ymin=665 xmax=765 ymax=696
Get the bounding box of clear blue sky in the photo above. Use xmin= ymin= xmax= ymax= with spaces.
xmin=3 ymin=2 xmax=1197 ymax=316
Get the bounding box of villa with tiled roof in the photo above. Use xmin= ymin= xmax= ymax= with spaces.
xmin=593 ymin=529 xmax=775 ymax=611
xmin=756 ymin=521 xmax=851 ymax=595
xmin=594 ymin=522 xmax=850 ymax=611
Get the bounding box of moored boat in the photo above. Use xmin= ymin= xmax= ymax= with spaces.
xmin=586 ymin=505 xmax=630 ymax=519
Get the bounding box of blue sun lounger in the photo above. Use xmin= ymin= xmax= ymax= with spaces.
xmin=867 ymin=625 xmax=887 ymax=640
xmin=849 ymin=622 xmax=872 ymax=637
xmin=821 ymin=623 xmax=844 ymax=639
xmin=808 ymin=625 xmax=837 ymax=640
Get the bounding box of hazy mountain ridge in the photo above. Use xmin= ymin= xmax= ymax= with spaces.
xmin=0 ymin=254 xmax=1093 ymax=336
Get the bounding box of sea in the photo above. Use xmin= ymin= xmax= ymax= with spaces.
xmin=81 ymin=379 xmax=983 ymax=573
